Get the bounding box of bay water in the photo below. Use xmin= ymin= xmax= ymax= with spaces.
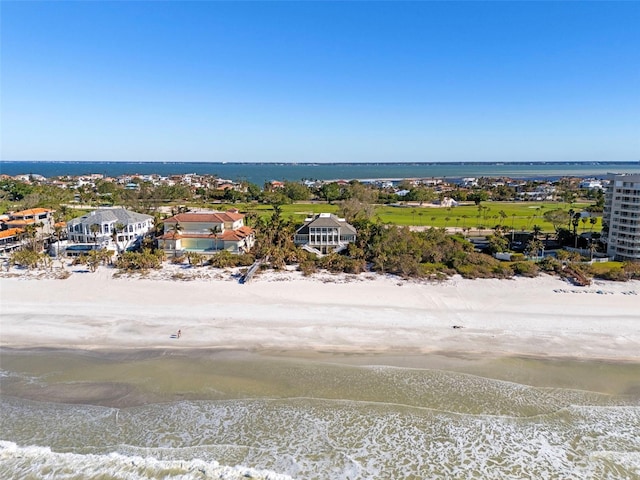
xmin=2 ymin=161 xmax=640 ymax=186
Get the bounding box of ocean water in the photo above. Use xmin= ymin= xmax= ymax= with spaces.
xmin=1 ymin=161 xmax=640 ymax=185
xmin=1 ymin=350 xmax=639 ymax=479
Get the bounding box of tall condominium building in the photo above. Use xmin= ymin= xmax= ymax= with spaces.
xmin=603 ymin=173 xmax=640 ymax=262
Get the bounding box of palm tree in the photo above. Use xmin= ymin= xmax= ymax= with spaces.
xmin=152 ymin=212 xmax=165 ymax=236
xmin=112 ymin=222 xmax=125 ymax=254
xmin=498 ymin=210 xmax=507 ymax=226
xmin=571 ymin=213 xmax=581 ymax=247
xmin=90 ymin=223 xmax=100 ymax=247
xmin=208 ymin=224 xmax=222 ymax=251
xmin=567 ymin=209 xmax=575 ymax=230
xmin=23 ymin=224 xmax=39 ymax=251
xmin=58 ymin=204 xmax=69 ymax=221
xmin=168 ymin=222 xmax=182 ymax=257
xmin=525 ymin=239 xmax=543 ymax=258
xmin=588 ymin=240 xmax=598 ymax=261
xmin=532 ymin=224 xmax=542 ymax=240
xmin=169 ymin=221 xmax=182 ymax=235
xmin=85 ymin=250 xmax=103 ymax=272
xmin=53 ymin=224 xmax=65 ymax=259
xmin=244 ymin=211 xmax=259 ymax=227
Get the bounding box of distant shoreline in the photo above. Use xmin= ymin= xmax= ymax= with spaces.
xmin=3 ymin=160 xmax=639 ymax=185
xmin=3 ymin=160 xmax=639 ymax=165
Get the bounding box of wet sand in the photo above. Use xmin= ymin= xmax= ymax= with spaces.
xmin=2 ymin=348 xmax=639 ymax=408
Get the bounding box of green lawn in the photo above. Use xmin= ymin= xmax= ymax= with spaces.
xmin=373 ymin=202 xmax=599 ymax=232
xmin=202 ymin=201 xmax=601 ymax=233
xmin=588 ymin=261 xmax=624 ymax=273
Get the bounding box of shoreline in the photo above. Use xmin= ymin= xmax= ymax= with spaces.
xmin=1 ymin=265 xmax=639 ymax=362
xmin=3 ymin=344 xmax=640 ymax=367
xmin=3 ymin=345 xmax=639 ymax=409
xmin=0 ymin=344 xmax=640 ymax=366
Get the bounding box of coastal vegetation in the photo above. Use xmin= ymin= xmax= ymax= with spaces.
xmin=2 ymin=176 xmax=600 ymax=233
xmin=3 ymin=172 xmax=637 ymax=283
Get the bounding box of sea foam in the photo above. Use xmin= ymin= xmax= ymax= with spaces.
xmin=0 ymin=441 xmax=293 ymax=480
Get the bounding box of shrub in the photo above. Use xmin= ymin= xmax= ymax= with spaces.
xmin=420 ymin=262 xmax=455 ymax=278
xmin=537 ymin=256 xmax=561 ymax=273
xmin=299 ymin=259 xmax=317 ymax=276
xmin=171 ymin=255 xmax=186 ymax=264
xmin=115 ymin=249 xmax=164 ymax=271
xmin=623 ymin=262 xmax=640 ymax=280
xmin=344 ymin=257 xmax=366 ymax=274
xmin=593 ymin=268 xmax=627 ymax=281
xmin=209 ymin=251 xmax=255 ymax=268
xmin=511 ymin=261 xmax=539 ymax=277
xmin=449 ymin=252 xmax=513 ymax=279
xmin=10 ymin=249 xmax=43 ymax=269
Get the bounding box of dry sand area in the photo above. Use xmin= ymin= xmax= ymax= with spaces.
xmin=1 ymin=265 xmax=639 ymax=360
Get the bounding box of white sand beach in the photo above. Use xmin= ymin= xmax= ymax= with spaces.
xmin=1 ymin=265 xmax=639 ymax=360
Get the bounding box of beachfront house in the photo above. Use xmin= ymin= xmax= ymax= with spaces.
xmin=158 ymin=209 xmax=255 ymax=256
xmin=0 ymin=228 xmax=26 ymax=255
xmin=294 ymin=213 xmax=357 ymax=256
xmin=5 ymin=208 xmax=56 ymax=237
xmin=66 ymin=207 xmax=154 ymax=254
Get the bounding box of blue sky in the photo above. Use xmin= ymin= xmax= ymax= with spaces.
xmin=2 ymin=1 xmax=639 ymax=163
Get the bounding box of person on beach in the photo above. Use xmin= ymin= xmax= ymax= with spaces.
xmin=177 ymin=329 xmax=181 ymax=338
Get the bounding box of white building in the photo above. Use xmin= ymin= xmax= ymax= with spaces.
xmin=579 ymin=179 xmax=604 ymax=190
xmin=294 ymin=213 xmax=357 ymax=256
xmin=603 ymin=173 xmax=640 ymax=262
xmin=66 ymin=207 xmax=154 ymax=251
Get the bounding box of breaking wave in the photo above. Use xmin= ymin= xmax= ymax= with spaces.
xmin=0 ymin=441 xmax=292 ymax=480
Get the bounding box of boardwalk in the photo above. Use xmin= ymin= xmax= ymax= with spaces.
xmin=240 ymin=259 xmax=263 ymax=284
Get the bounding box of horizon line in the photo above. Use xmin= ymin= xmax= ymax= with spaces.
xmin=3 ymin=160 xmax=639 ymax=165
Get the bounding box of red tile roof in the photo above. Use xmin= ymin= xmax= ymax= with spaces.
xmin=164 ymin=211 xmax=244 ymax=224
xmin=0 ymin=228 xmax=24 ymax=239
xmin=11 ymin=208 xmax=53 ymax=217
xmin=220 ymin=226 xmax=254 ymax=241
xmin=6 ymin=219 xmax=36 ymax=226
